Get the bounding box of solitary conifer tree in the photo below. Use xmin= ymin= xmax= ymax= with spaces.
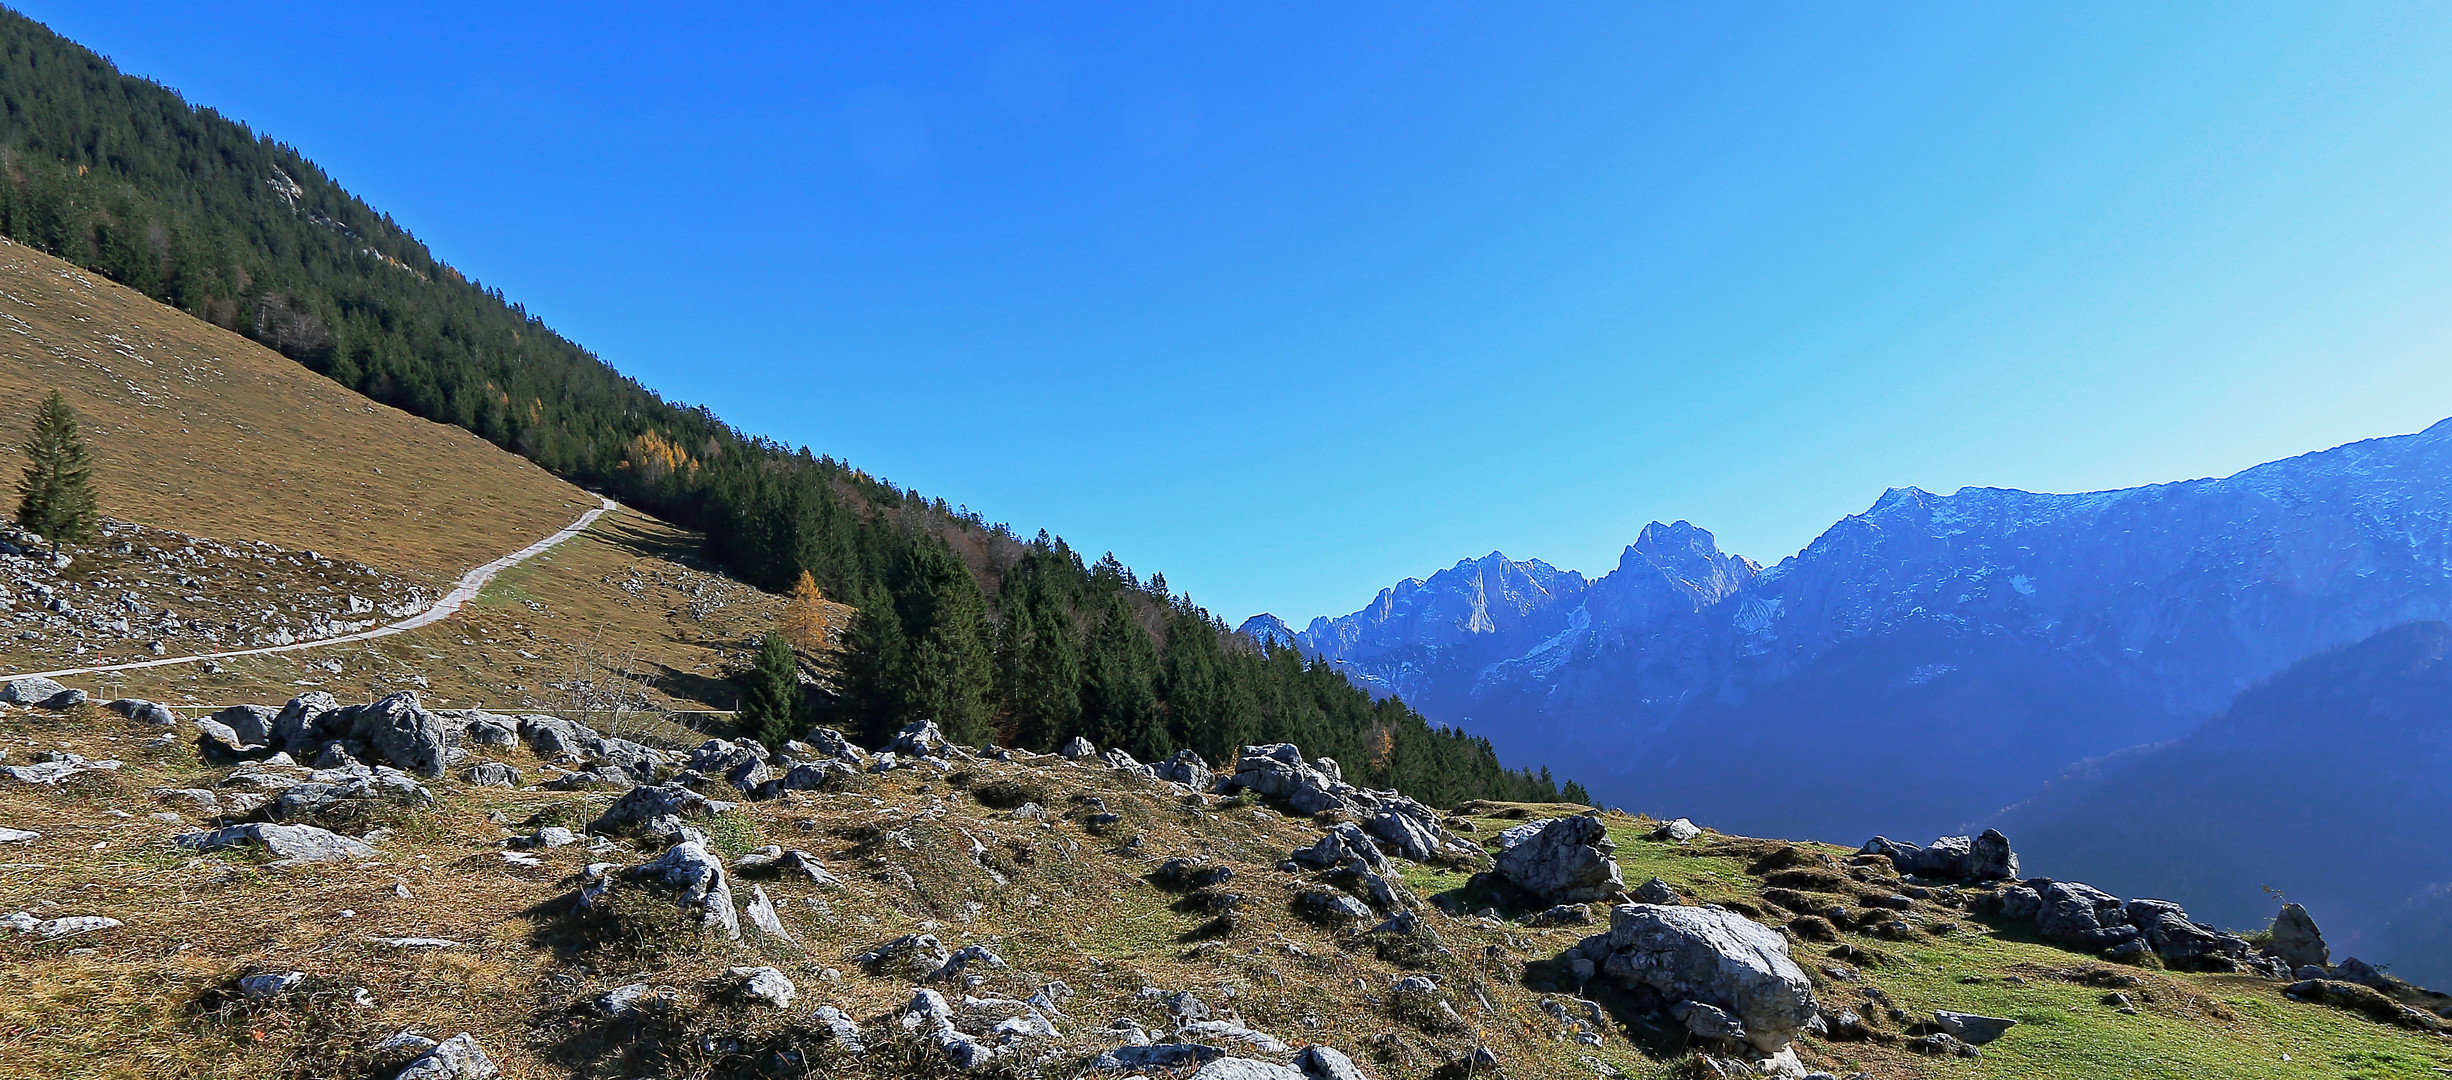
xmin=15 ymin=389 xmax=97 ymax=554
xmin=736 ymin=631 xmax=802 ymax=747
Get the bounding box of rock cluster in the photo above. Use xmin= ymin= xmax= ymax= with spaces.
xmin=0 ymin=519 xmax=422 ymax=667
xmin=1225 ymin=744 xmax=1478 ymax=863
xmin=1985 ymin=879 xmax=2281 ymax=974
xmin=1860 ymin=829 xmax=2018 ymax=882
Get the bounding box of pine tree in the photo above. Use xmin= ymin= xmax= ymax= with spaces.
xmin=1562 ymin=779 xmax=1592 ymax=806
xmin=14 ymin=389 xmax=97 ymax=553
xmin=780 ymin=570 xmax=830 ymax=651
xmin=735 ymin=631 xmax=802 ymax=747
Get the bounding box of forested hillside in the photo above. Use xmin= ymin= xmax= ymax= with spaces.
xmin=0 ymin=9 xmax=1572 ymax=806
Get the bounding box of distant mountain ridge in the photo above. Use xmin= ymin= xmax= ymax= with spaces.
xmin=1245 ymin=417 xmax=2452 ymax=842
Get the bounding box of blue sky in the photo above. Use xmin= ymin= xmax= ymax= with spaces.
xmin=27 ymin=2 xmax=2452 ymax=623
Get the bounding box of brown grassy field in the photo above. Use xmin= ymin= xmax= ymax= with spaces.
xmin=0 ymin=237 xmax=591 ymax=585
xmin=81 ymin=507 xmax=843 ymax=714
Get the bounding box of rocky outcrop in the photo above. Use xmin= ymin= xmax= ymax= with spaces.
xmin=2271 ymin=903 xmax=2329 ymax=971
xmin=1493 ymin=815 xmax=1624 ymax=904
xmin=1862 ymin=829 xmax=2018 ymax=882
xmin=1593 ymin=903 xmax=1817 ymax=1054
xmin=1227 ymin=744 xmax=1477 ymax=863
xmin=623 ymin=839 xmax=740 ymax=939
xmin=176 ymin=822 xmax=376 ymax=862
xmin=1984 ymin=879 xmax=2267 ymax=973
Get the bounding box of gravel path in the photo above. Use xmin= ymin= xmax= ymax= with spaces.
xmin=0 ymin=497 xmax=617 ymax=682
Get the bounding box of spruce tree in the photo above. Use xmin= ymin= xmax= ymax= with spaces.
xmin=14 ymin=389 xmax=97 ymax=553
xmin=735 ymin=631 xmax=802 ymax=747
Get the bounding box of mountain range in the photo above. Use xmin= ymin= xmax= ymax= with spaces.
xmin=1248 ymin=418 xmax=2452 ymax=980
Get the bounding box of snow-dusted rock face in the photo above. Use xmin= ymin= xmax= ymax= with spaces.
xmin=1247 ymin=419 xmax=2452 ymax=841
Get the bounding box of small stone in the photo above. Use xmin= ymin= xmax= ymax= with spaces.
xmin=728 ymin=965 xmax=797 ymax=1008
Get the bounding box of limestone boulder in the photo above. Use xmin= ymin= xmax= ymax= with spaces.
xmin=1494 ymin=815 xmax=1625 ymax=904
xmin=1598 ymin=903 xmax=1818 ymax=1053
xmin=2270 ymin=903 xmax=2329 ymax=971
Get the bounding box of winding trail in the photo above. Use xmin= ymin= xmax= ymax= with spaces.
xmin=0 ymin=497 xmax=618 ymax=683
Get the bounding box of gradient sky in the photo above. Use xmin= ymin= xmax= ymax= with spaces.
xmin=24 ymin=2 xmax=2452 ymax=624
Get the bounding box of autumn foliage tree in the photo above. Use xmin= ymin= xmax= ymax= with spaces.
xmin=781 ymin=570 xmax=830 ymax=651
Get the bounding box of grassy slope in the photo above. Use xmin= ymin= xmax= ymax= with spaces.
xmin=1412 ymin=814 xmax=2452 ymax=1080
xmin=0 ymin=237 xmax=589 ymax=585
xmin=2 ymin=702 xmax=2444 ymax=1080
xmin=83 ymin=506 xmax=842 ymax=713
xmin=0 ymin=237 xmax=844 ymax=707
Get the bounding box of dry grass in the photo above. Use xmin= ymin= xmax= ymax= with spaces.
xmin=0 ymin=237 xmax=591 ymax=585
xmin=83 ymin=507 xmax=846 ymax=713
xmin=0 ymin=705 xmax=1670 ymax=1080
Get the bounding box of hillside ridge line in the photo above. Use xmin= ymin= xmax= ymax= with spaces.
xmin=1 ymin=496 xmax=616 ymax=681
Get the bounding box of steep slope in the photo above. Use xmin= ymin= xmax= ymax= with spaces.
xmin=1255 ymin=420 xmax=2452 ymax=841
xmin=0 ymin=237 xmax=592 ymax=583
xmin=1997 ymin=620 xmax=2452 ymax=987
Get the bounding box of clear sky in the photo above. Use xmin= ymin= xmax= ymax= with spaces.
xmin=25 ymin=2 xmax=2452 ymax=624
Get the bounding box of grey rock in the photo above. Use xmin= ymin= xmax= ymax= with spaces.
xmin=341 ymin=693 xmax=452 ymax=777
xmin=929 ymin=944 xmax=1007 ymax=982
xmin=394 ymin=1032 xmax=497 ymax=1080
xmin=1295 ymin=889 xmax=1374 ymax=925
xmin=1933 ymin=1010 xmax=2016 ymax=1045
xmin=1599 ymin=903 xmax=1818 ymax=1053
xmin=1090 ymin=1043 xmax=1228 ymax=1069
xmin=1059 ymin=735 xmax=1097 ymax=759
xmin=799 ymin=726 xmax=870 ymax=766
xmin=1648 ymin=818 xmax=1701 ymax=843
xmin=1494 ymin=815 xmax=1625 ymax=904
xmin=177 ymin=822 xmax=376 ymax=861
xmin=1906 ymin=1032 xmax=1980 ymax=1058
xmin=1526 ymin=903 xmax=1592 ymax=926
xmin=272 ymin=692 xmax=341 ymax=753
xmin=211 ymin=705 xmax=279 ymax=748
xmin=1165 ymin=989 xmax=1210 ymax=1020
xmin=743 ymin=886 xmax=792 ymax=942
xmin=623 ymin=839 xmax=740 ymax=939
xmin=463 ymin=762 xmax=520 ymax=788
xmin=372 ymin=1030 xmax=440 ymax=1056
xmin=2033 ymin=881 xmax=2141 ymax=951
xmin=195 ymin=716 xmax=272 ymax=761
xmin=238 ymin=971 xmax=304 ymax=999
xmin=1295 ymin=1044 xmax=1370 ymax=1080
xmin=1157 ymin=748 xmax=1213 ymax=790
xmin=1232 ymin=743 xmax=1356 ymax=814
xmin=861 ymin=933 xmax=953 ymax=977
xmin=728 ymin=965 xmax=797 ymax=1008
xmin=887 ymin=718 xmax=950 ymax=758
xmin=588 ymin=783 xmax=726 ymax=835
xmin=733 ymin=845 xmax=841 ymax=885
xmin=684 ymin=738 xmax=773 ymax=795
xmin=2270 ymin=903 xmax=2329 ymax=971
xmin=105 ymin=698 xmax=178 ymax=726
xmin=594 ymin=983 xmax=662 ymax=1018
xmin=1632 ymin=877 xmax=1678 ymax=905
xmin=1179 ymin=1020 xmax=1291 ymax=1055
xmin=0 ymin=827 xmax=34 ymax=843
xmin=1672 ymin=999 xmax=1748 ymax=1042
xmin=1 ymin=753 xmax=120 ymax=784
xmin=1292 ymin=824 xmax=1394 ymax=875
xmin=813 ymin=1004 xmax=866 ymax=1052
xmin=4 ymin=913 xmax=120 ymax=938
xmin=1863 ymin=830 xmax=2018 ymax=883
xmin=0 ymin=677 xmax=69 ymax=705
xmin=1189 ymin=1060 xmax=1304 ymax=1080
